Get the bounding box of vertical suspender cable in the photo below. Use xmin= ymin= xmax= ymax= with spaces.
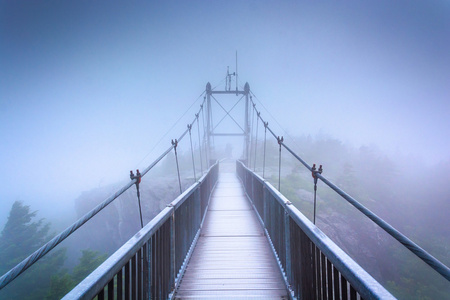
xmin=172 ymin=139 xmax=183 ymax=194
xmin=250 ymin=104 xmax=255 ymax=166
xmin=277 ymin=136 xmax=284 ymax=191
xmin=263 ymin=122 xmax=268 ymax=178
xmin=188 ymin=124 xmax=197 ymax=181
xmin=196 ymin=114 xmax=203 ymax=175
xmin=254 ymin=112 xmax=259 ymax=171
xmin=201 ymin=103 xmax=208 ymax=166
xmin=312 ymin=164 xmax=323 ymax=224
xmin=130 ymin=170 xmax=143 ymax=228
xmin=210 ymin=101 xmax=215 ymax=151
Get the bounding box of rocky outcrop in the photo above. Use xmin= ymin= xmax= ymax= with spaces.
xmin=73 ymin=174 xmax=196 ymax=255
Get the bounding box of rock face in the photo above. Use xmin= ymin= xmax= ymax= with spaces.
xmin=73 ymin=175 xmax=195 ymax=255
xmin=317 ymin=211 xmax=392 ymax=281
xmin=293 ymin=187 xmax=393 ymax=283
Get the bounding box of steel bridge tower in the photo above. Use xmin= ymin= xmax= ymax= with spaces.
xmin=205 ymin=81 xmax=251 ymax=165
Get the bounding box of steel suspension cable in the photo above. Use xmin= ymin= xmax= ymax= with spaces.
xmin=251 ymin=97 xmax=278 ymax=141
xmin=0 ymin=130 xmax=188 ymax=290
xmin=0 ymin=91 xmax=203 ymax=290
xmin=317 ymin=172 xmax=450 ymax=281
xmin=0 ymin=179 xmax=135 ymax=290
xmin=252 ymin=106 xmax=450 ymax=281
xmin=250 ymin=91 xmax=306 ymax=156
xmin=135 ymin=90 xmax=206 ymax=170
xmin=280 ymin=141 xmax=313 ymax=172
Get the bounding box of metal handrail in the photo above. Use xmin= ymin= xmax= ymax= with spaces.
xmin=63 ymin=206 xmax=174 ymax=300
xmin=63 ymin=162 xmax=219 ymax=299
xmin=316 ymin=172 xmax=450 ymax=281
xmin=237 ymin=161 xmax=395 ymax=299
xmin=249 ymin=98 xmax=450 ymax=282
xmin=0 ymin=103 xmax=207 ymax=290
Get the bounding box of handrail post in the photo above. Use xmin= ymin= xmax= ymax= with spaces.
xmin=284 ymin=207 xmax=292 ymax=290
xmin=263 ymin=185 xmax=269 ymax=227
xmin=147 ymin=239 xmax=152 ymax=300
xmin=169 ymin=212 xmax=175 ymax=295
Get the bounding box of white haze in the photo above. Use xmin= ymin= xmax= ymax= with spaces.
xmin=0 ymin=1 xmax=449 ymax=229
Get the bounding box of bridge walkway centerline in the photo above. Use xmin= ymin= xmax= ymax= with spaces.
xmin=173 ymin=160 xmax=289 ymax=299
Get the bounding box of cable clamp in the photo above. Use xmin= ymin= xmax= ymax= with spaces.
xmin=311 ymin=164 xmax=323 ymax=184
xmin=187 ymin=124 xmax=192 ymax=132
xmin=172 ymin=139 xmax=178 ymax=149
xmin=277 ymin=136 xmax=284 ymax=145
xmin=130 ymin=169 xmax=141 ymax=184
xmin=195 ymin=113 xmax=199 ymax=120
xmin=264 ymin=121 xmax=269 ymax=128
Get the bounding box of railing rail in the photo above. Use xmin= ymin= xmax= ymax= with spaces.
xmin=63 ymin=162 xmax=219 ymax=300
xmin=237 ymin=161 xmax=395 ymax=300
xmin=0 ymin=95 xmax=210 ymax=291
xmin=250 ymin=94 xmax=450 ymax=283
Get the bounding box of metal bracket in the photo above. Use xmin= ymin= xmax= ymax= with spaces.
xmin=277 ymin=136 xmax=284 ymax=145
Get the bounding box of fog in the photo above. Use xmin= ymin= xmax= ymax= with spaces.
xmin=0 ymin=1 xmax=449 ymax=298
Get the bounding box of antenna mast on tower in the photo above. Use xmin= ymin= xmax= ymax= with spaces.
xmin=225 ymin=66 xmax=235 ymax=91
xmin=235 ymin=51 xmax=238 ymax=94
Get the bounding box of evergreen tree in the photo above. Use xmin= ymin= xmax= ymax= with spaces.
xmin=45 ymin=273 xmax=74 ymax=300
xmin=0 ymin=201 xmax=66 ymax=300
xmin=45 ymin=249 xmax=108 ymax=298
xmin=72 ymin=249 xmax=108 ymax=283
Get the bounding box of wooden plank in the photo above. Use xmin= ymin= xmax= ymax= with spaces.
xmin=174 ymin=162 xmax=288 ymax=299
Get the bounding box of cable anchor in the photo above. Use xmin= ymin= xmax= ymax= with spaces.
xmin=311 ymin=164 xmax=323 ymax=225
xmin=311 ymin=164 xmax=323 ymax=185
xmin=172 ymin=139 xmax=182 ymax=194
xmin=277 ymin=136 xmax=284 ymax=145
xmin=130 ymin=169 xmax=143 ymax=228
xmin=187 ymin=124 xmax=197 ymax=181
xmin=171 ymin=139 xmax=178 ymax=148
xmin=277 ymin=136 xmax=284 ymax=191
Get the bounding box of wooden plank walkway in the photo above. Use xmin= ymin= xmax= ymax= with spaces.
xmin=174 ymin=161 xmax=289 ymax=299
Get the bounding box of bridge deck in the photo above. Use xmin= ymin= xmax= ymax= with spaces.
xmin=174 ymin=161 xmax=288 ymax=299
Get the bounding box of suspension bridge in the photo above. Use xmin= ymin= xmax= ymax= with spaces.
xmin=0 ymin=78 xmax=449 ymax=299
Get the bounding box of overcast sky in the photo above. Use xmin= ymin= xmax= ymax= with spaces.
xmin=1 ymin=1 xmax=449 ymax=224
